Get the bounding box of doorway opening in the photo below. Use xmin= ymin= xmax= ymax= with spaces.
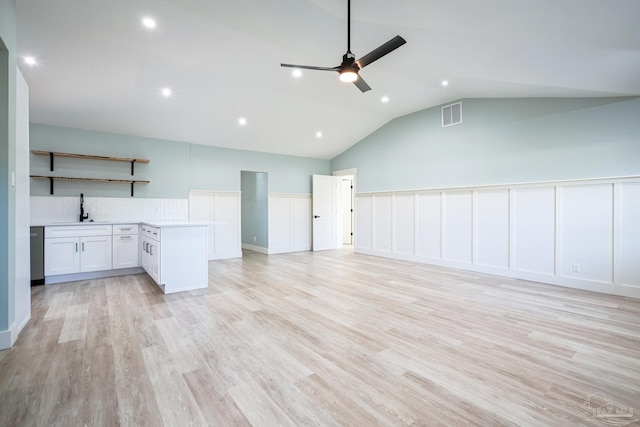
xmin=241 ymin=171 xmax=268 ymax=254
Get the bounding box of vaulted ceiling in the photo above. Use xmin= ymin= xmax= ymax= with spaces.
xmin=16 ymin=0 xmax=640 ymax=159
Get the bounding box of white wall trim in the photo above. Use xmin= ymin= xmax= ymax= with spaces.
xmin=189 ymin=190 xmax=242 ymax=195
xmin=357 ymin=175 xmax=640 ymax=196
xmin=242 ymin=243 xmax=268 ymax=254
xmin=355 ymin=177 xmax=640 ymax=299
xmin=0 ymin=329 xmax=12 ymax=350
xmin=189 ymin=191 xmax=242 ymax=261
xmin=0 ymin=314 xmax=32 ymax=350
xmin=45 ymin=267 xmax=144 ymax=285
xmin=268 ymin=193 xmax=312 ymax=255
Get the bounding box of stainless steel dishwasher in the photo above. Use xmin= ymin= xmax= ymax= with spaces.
xmin=30 ymin=226 xmax=44 ymax=286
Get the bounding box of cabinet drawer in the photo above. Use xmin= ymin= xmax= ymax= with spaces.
xmin=142 ymin=225 xmax=160 ymax=241
xmin=113 ymin=224 xmax=138 ymax=235
xmin=46 ymin=224 xmax=113 ymax=238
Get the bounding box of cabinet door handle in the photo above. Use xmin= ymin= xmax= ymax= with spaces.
xmin=120 ymin=228 xmax=132 ymax=231
xmin=149 ymin=245 xmax=154 ymax=256
xmin=75 ymin=242 xmax=78 ymax=252
xmin=82 ymin=242 xmax=85 ymax=252
xmin=120 ymin=235 xmax=131 ymax=240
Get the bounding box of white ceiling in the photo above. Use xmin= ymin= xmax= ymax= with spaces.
xmin=16 ymin=0 xmax=640 ymax=160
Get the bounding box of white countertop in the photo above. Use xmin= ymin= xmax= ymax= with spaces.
xmin=34 ymin=220 xmax=222 ymax=227
xmin=142 ymin=221 xmax=214 ymax=228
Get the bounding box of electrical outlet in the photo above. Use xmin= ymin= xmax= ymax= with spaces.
xmin=572 ymin=263 xmax=581 ymax=273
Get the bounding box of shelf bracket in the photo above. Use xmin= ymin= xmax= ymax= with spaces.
xmin=48 ymin=177 xmax=54 ymax=195
xmin=131 ymin=159 xmax=136 ymax=176
xmin=49 ymin=152 xmax=54 ymax=172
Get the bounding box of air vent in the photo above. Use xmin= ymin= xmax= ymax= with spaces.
xmin=442 ymin=102 xmax=462 ymax=127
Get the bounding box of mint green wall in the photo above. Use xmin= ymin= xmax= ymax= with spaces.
xmin=189 ymin=144 xmax=329 ymax=193
xmin=331 ymin=97 xmax=640 ymax=193
xmin=30 ymin=124 xmax=189 ymax=198
xmin=241 ymin=171 xmax=268 ymax=248
xmin=30 ymin=124 xmax=331 ymax=197
xmin=0 ymin=0 xmax=17 ymax=334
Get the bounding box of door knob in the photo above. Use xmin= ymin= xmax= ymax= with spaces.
xmin=314 ymin=215 xmax=320 ymax=218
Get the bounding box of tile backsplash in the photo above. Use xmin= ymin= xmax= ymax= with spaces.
xmin=30 ymin=196 xmax=189 ymax=224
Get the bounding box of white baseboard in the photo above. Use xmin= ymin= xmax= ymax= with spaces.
xmin=45 ymin=267 xmax=145 ymax=285
xmin=0 ymin=313 xmax=31 ymax=350
xmin=268 ymin=247 xmax=311 ymax=255
xmin=210 ymin=251 xmax=243 ymax=260
xmin=355 ymin=247 xmax=640 ymax=299
xmin=242 ymin=244 xmax=268 ymax=254
xmin=0 ymin=329 xmax=12 ymax=350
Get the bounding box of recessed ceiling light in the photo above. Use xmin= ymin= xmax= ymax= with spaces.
xmin=142 ymin=17 xmax=156 ymax=29
xmin=316 ymin=131 xmax=323 ymax=138
xmin=161 ymin=87 xmax=172 ymax=97
xmin=24 ymin=56 xmax=37 ymax=66
xmin=442 ymin=80 xmax=449 ymax=87
xmin=381 ymin=96 xmax=390 ymax=103
xmin=292 ymin=69 xmax=302 ymax=78
xmin=238 ymin=117 xmax=247 ymax=126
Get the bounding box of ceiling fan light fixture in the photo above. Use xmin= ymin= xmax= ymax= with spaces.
xmin=339 ymin=69 xmax=358 ymax=83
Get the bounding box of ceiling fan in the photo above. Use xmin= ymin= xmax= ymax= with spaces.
xmin=280 ymin=0 xmax=406 ymax=93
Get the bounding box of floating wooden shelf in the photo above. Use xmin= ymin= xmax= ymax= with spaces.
xmin=31 ymin=150 xmax=150 ymax=175
xmin=30 ymin=175 xmax=150 ymax=197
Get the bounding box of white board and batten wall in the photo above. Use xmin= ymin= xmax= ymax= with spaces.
xmin=268 ymin=193 xmax=312 ymax=254
xmin=188 ymin=191 xmax=242 ymax=260
xmin=355 ymin=176 xmax=640 ymax=298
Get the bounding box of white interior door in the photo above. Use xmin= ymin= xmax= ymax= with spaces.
xmin=312 ymin=175 xmax=340 ymax=251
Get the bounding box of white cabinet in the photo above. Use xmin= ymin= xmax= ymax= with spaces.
xmin=44 ymin=236 xmax=80 ymax=276
xmin=141 ymin=226 xmax=161 ymax=284
xmin=79 ymin=235 xmax=113 ymax=272
xmin=141 ymin=223 xmax=208 ymax=294
xmin=45 ymin=225 xmax=113 ymax=276
xmin=141 ymin=232 xmax=160 ymax=284
xmin=113 ymin=224 xmax=139 ymax=269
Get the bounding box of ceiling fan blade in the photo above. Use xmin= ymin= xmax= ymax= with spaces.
xmin=356 ymin=35 xmax=406 ymax=69
xmin=280 ymin=63 xmax=339 ymax=72
xmin=353 ymin=75 xmax=371 ymax=93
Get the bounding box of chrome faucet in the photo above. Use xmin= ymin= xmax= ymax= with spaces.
xmin=79 ymin=193 xmax=89 ymax=222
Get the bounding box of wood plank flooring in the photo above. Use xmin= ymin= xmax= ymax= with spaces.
xmin=1 ymin=249 xmax=639 ymax=426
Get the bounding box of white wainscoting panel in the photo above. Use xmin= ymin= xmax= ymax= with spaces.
xmin=189 ymin=191 xmax=242 ymax=260
xmin=443 ymin=191 xmax=473 ymax=263
xmin=290 ymin=196 xmax=312 ymax=252
xmin=416 ymin=193 xmax=441 ymax=259
xmin=268 ymin=196 xmax=290 ymax=251
xmin=560 ymin=184 xmax=613 ymax=284
xmin=512 ymin=187 xmax=555 ymax=275
xmin=268 ymin=194 xmax=311 ymax=254
xmin=393 ymin=194 xmax=415 ymax=255
xmin=355 ymin=177 xmax=640 ymax=298
xmin=619 ymin=182 xmax=640 ymax=287
xmin=356 ymin=196 xmax=373 ymax=249
xmin=374 ymin=195 xmax=393 ymax=252
xmin=475 ymin=189 xmax=510 ymax=269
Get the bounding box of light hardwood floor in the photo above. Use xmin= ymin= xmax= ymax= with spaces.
xmin=1 ymin=249 xmax=639 ymax=426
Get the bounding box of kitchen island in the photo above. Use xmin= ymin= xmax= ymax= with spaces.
xmin=40 ymin=221 xmax=209 ymax=294
xmin=140 ymin=221 xmax=209 ymax=294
